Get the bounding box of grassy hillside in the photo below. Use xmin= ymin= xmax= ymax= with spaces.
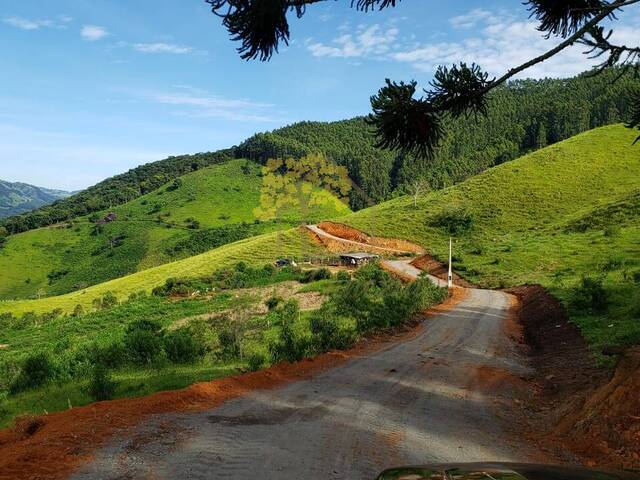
xmin=0 ymin=227 xmax=326 ymax=316
xmin=342 ymin=125 xmax=640 ymax=351
xmin=0 ymin=159 xmax=349 ymax=300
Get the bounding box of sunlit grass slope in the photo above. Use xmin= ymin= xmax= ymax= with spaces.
xmin=0 ymin=228 xmax=323 ymax=315
xmin=343 ymin=125 xmax=640 ymax=350
xmin=0 ymin=159 xmax=349 ymax=300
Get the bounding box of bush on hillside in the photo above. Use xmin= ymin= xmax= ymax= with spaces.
xmin=166 ymin=178 xmax=183 ymax=192
xmin=336 ymin=270 xmax=351 ymax=282
xmin=431 ymin=206 xmax=474 ymax=235
xmin=124 ymin=320 xmax=165 ymax=365
xmin=93 ymin=341 xmax=128 ymax=369
xmin=247 ymin=352 xmax=266 ymax=372
xmin=571 ymin=277 xmax=609 ymax=313
xmin=218 ymin=328 xmax=241 ymax=360
xmin=269 ymin=301 xmax=309 ymax=363
xmin=309 ymin=307 xmax=355 ymax=352
xmin=300 ymin=268 xmax=332 ymax=284
xmin=87 ymin=364 xmax=117 ymax=401
xmin=265 ymin=295 xmax=283 ymax=311
xmin=163 ymin=328 xmax=207 ymax=364
xmin=10 ymin=352 xmax=57 ymax=394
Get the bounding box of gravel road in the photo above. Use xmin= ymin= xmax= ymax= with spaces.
xmin=73 ymin=283 xmax=540 ymax=480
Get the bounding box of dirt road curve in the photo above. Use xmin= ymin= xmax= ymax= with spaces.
xmin=73 ymin=281 xmax=541 ymax=479
xmin=307 ymin=224 xmax=417 ymax=254
xmin=384 ymin=259 xmax=449 ymax=288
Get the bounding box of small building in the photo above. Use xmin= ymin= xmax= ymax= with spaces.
xmin=96 ymin=212 xmax=117 ymax=225
xmin=275 ymin=258 xmax=297 ymax=268
xmin=339 ymin=252 xmax=379 ymax=268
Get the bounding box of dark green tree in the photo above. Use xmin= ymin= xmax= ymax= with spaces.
xmin=207 ymin=0 xmax=640 ymax=149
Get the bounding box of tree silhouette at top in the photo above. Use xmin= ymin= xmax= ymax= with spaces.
xmin=206 ymin=0 xmax=640 ymax=151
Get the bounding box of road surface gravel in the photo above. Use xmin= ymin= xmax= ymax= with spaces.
xmin=73 ymin=282 xmax=541 ymax=479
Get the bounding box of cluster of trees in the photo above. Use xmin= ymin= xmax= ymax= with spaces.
xmin=269 ymin=263 xmax=448 ymax=363
xmin=3 ymin=69 xmax=638 ymax=234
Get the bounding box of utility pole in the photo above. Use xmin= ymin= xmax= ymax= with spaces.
xmin=448 ymin=237 xmax=453 ymax=288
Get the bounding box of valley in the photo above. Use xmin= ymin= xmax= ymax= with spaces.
xmin=4 ymin=2 xmax=640 ymax=479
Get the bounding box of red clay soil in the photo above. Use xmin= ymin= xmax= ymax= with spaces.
xmin=507 ymin=285 xmax=640 ymax=469
xmin=0 ymin=289 xmax=466 ymax=480
xmin=411 ymin=254 xmax=476 ymax=288
xmin=317 ymin=221 xmax=425 ymax=254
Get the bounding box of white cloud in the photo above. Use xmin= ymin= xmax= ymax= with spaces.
xmin=133 ymin=42 xmax=193 ymax=54
xmin=449 ymin=9 xmax=492 ymax=29
xmin=2 ymin=14 xmax=73 ymax=30
xmin=142 ymin=86 xmax=278 ymax=122
xmin=393 ymin=9 xmax=640 ymax=79
xmin=81 ymin=25 xmax=108 ymax=41
xmin=306 ymin=7 xmax=639 ymax=80
xmin=308 ymin=24 xmax=399 ymax=58
xmin=3 ymin=16 xmax=53 ymax=30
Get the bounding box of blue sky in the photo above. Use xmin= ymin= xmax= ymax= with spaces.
xmin=1 ymin=0 xmax=638 ymax=190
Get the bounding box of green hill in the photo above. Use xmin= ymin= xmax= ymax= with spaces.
xmin=0 ymin=227 xmax=324 ymax=316
xmin=0 ymin=159 xmax=349 ymax=300
xmin=341 ymin=124 xmax=640 ymax=351
xmin=3 ymin=69 xmax=638 ymax=234
xmin=0 ymin=180 xmax=70 ymax=218
xmin=1 ymin=125 xmax=638 ymax=354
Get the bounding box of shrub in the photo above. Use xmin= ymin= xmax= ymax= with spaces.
xmin=93 ymin=341 xmax=128 ymax=369
xmin=0 ymin=312 xmax=14 ymax=330
xmin=10 ymin=352 xmax=57 ymax=394
xmin=336 ymin=270 xmax=351 ymax=282
xmin=124 ymin=320 xmax=164 ymax=365
xmin=101 ymin=292 xmax=119 ymax=309
xmin=265 ymin=295 xmax=283 ymax=311
xmin=632 ymin=270 xmax=640 ymax=284
xmin=310 ymin=308 xmax=355 ymax=352
xmin=604 ymin=225 xmax=621 ymax=237
xmin=431 ymin=206 xmax=474 ymax=235
xmin=300 ymin=268 xmax=332 ymax=284
xmin=218 ymin=328 xmax=240 ymax=360
xmin=269 ymin=301 xmax=308 ymax=363
xmin=571 ymin=277 xmax=609 ymax=313
xmin=354 ymin=263 xmax=392 ymax=288
xmin=166 ymin=178 xmax=182 ymax=192
xmin=164 ymin=328 xmax=207 ymax=364
xmin=247 ymin=352 xmax=266 ymax=372
xmin=601 ymin=257 xmax=624 ymax=272
xmin=87 ymin=364 xmax=117 ymax=401
xmin=72 ymin=304 xmax=85 ymax=317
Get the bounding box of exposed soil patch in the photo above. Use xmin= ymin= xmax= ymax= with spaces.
xmin=411 ymin=254 xmax=476 ymax=288
xmin=316 ymin=221 xmax=425 ymax=254
xmin=507 ymin=285 xmax=640 ymax=469
xmin=0 ymin=286 xmax=466 ymax=480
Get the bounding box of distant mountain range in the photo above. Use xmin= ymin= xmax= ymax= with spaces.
xmin=0 ymin=180 xmax=72 ymax=218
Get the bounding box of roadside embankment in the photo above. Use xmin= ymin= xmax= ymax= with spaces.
xmin=508 ymin=285 xmax=640 ymax=469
